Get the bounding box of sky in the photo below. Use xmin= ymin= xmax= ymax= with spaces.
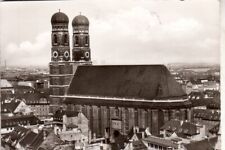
xmin=0 ymin=0 xmax=220 ymax=67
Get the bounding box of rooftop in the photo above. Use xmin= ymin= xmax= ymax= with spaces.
xmin=65 ymin=65 xmax=189 ymax=108
xmin=143 ymin=136 xmax=178 ymax=148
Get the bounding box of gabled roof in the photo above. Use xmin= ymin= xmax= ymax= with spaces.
xmin=161 ymin=120 xmax=200 ymax=138
xmin=125 ymin=140 xmax=147 ymax=150
xmin=193 ymin=109 xmax=220 ymax=121
xmin=19 ymin=131 xmax=38 ymax=147
xmin=143 ymin=136 xmax=178 ymax=148
xmin=0 ymin=79 xmax=13 ymax=88
xmin=28 ymin=130 xmax=45 ymax=150
xmin=1 ymin=101 xmax=21 ymax=113
xmin=179 ymin=122 xmax=198 ymax=136
xmin=132 ymin=140 xmax=147 ymax=150
xmin=65 ymin=111 xmax=79 ymax=117
xmin=1 ymin=115 xmax=41 ymax=128
xmin=14 ymin=85 xmax=35 ymax=91
xmin=67 ymin=65 xmax=186 ymax=100
xmin=19 ymin=92 xmax=49 ymax=105
xmin=160 ymin=120 xmax=181 ymax=132
xmin=37 ymin=131 xmax=63 ymax=150
xmin=127 ymin=127 xmax=148 ymax=140
xmin=1 ymin=126 xmax=30 ymax=146
xmin=53 ymin=109 xmax=79 ymax=121
xmin=207 ymin=95 xmax=220 ymax=109
xmin=209 ymin=123 xmax=220 ymax=134
xmin=184 ymin=137 xmax=218 ymax=150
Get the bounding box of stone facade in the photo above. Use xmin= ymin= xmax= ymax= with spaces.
xmin=66 ymin=104 xmax=190 ymax=137
xmin=49 ymin=12 xmax=92 ymax=113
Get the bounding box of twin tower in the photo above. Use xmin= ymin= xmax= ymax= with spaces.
xmin=50 ymin=11 xmax=91 ymax=62
xmin=49 ymin=11 xmax=92 ymax=112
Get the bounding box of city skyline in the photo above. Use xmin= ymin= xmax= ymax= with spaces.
xmin=0 ymin=0 xmax=220 ymax=66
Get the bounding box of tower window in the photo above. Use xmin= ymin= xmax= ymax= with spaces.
xmin=53 ymin=34 xmax=57 ymax=44
xmin=64 ymin=34 xmax=68 ymax=45
xmin=85 ymin=36 xmax=89 ymax=45
xmin=75 ymin=36 xmax=79 ymax=46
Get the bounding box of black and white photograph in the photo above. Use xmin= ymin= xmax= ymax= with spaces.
xmin=0 ymin=0 xmax=222 ymax=149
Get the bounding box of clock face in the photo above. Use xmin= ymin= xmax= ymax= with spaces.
xmin=64 ymin=51 xmax=69 ymax=58
xmin=53 ymin=51 xmax=58 ymax=58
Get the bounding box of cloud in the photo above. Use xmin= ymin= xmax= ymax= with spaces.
xmin=1 ymin=0 xmax=220 ymax=66
xmin=4 ymin=32 xmax=51 ymax=66
xmin=90 ymin=6 xmax=219 ymax=65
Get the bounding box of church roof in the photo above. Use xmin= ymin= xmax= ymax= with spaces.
xmin=65 ymin=65 xmax=188 ymax=107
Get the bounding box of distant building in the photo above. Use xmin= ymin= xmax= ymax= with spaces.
xmin=127 ymin=126 xmax=151 ymax=141
xmin=203 ymin=81 xmax=220 ymax=91
xmin=36 ymin=130 xmax=64 ymax=150
xmin=142 ymin=134 xmax=218 ymax=150
xmin=14 ymin=85 xmax=35 ymax=95
xmin=181 ymin=81 xmax=193 ymax=95
xmin=183 ymin=137 xmax=218 ymax=150
xmin=124 ymin=140 xmax=147 ymax=150
xmin=1 ymin=126 xmax=34 ymax=150
xmin=53 ymin=109 xmax=89 ymax=144
xmin=1 ymin=126 xmax=64 ymax=150
xmin=1 ymin=115 xmax=41 ymax=135
xmin=191 ymin=79 xmax=220 ymax=92
xmin=160 ymin=120 xmax=207 ymax=141
xmin=60 ymin=111 xmax=89 ymax=144
xmin=142 ymin=135 xmax=180 ymax=150
xmin=191 ymin=80 xmax=204 ymax=92
xmin=35 ymin=79 xmax=49 ymax=93
xmin=18 ymin=81 xmax=34 ymax=88
xmin=0 ymin=79 xmax=14 ymax=94
xmin=23 ymin=92 xmax=50 ymax=120
xmin=1 ymin=100 xmax=32 ymax=116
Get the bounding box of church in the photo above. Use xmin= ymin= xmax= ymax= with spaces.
xmin=49 ymin=11 xmax=192 ymax=138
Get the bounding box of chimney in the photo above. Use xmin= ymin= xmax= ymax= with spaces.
xmin=136 ymin=127 xmax=139 ymax=133
xmin=133 ymin=126 xmax=136 ymax=134
xmin=43 ymin=129 xmax=47 ymax=140
xmin=93 ymin=133 xmax=96 ymax=141
xmin=142 ymin=132 xmax=145 ymax=139
xmin=197 ymin=124 xmax=206 ymax=138
xmin=180 ymin=120 xmax=184 ymax=125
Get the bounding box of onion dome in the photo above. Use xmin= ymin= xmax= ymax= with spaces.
xmin=51 ymin=11 xmax=69 ymax=24
xmin=72 ymin=15 xmax=89 ymax=26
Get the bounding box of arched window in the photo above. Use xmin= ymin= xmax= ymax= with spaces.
xmin=53 ymin=34 xmax=57 ymax=44
xmin=64 ymin=34 xmax=68 ymax=44
xmin=85 ymin=36 xmax=89 ymax=45
xmin=75 ymin=36 xmax=79 ymax=46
